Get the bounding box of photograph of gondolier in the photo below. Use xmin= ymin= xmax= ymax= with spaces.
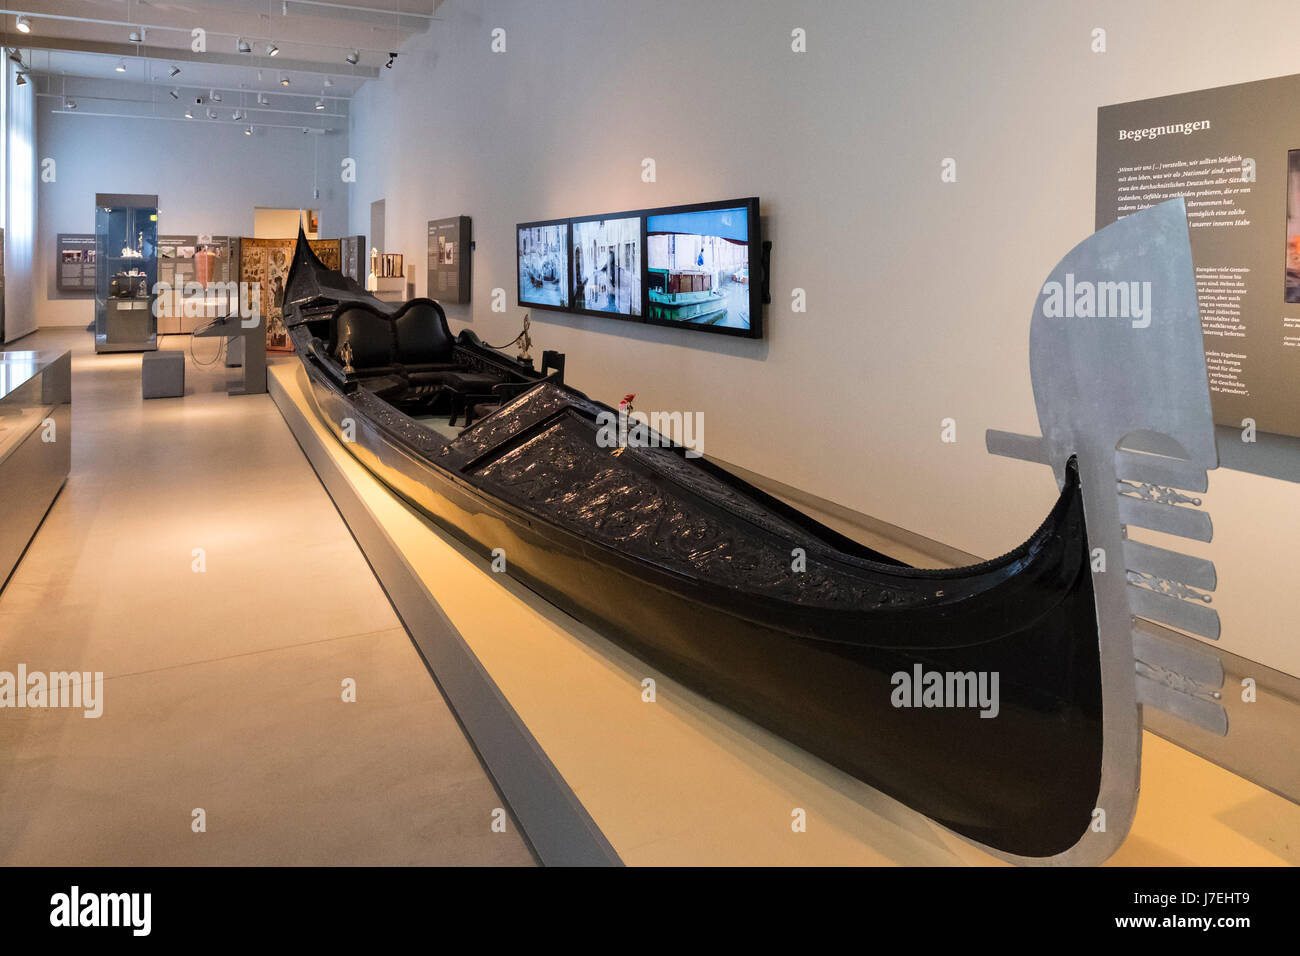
xmin=572 ymin=216 xmax=641 ymax=316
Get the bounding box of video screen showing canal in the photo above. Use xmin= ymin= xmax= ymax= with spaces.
xmin=572 ymin=217 xmax=642 ymax=317
xmin=517 ymin=223 xmax=570 ymax=308
xmin=646 ymin=206 xmax=750 ymax=330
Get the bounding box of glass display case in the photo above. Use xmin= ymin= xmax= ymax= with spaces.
xmin=94 ymin=193 xmax=159 ymax=353
xmin=0 ymin=348 xmax=71 ymax=588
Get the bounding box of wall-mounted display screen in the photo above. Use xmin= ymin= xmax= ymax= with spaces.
xmin=516 ymin=220 xmax=570 ymax=311
xmin=514 ymin=197 xmax=761 ymax=338
xmin=645 ymin=200 xmax=757 ymax=336
xmin=571 ymin=214 xmax=641 ymax=319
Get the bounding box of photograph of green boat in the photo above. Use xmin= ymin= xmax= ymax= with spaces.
xmin=646 ymin=205 xmax=751 ymax=330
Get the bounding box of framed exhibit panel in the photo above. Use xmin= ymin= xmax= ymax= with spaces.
xmin=239 ymin=236 xmax=341 ymax=351
xmin=1098 ymin=74 xmax=1300 ymax=439
xmin=516 ymin=218 xmax=570 ymax=313
xmin=514 ymin=197 xmax=762 ymax=337
xmin=55 ymin=234 xmax=97 ymax=296
xmin=427 ymin=216 xmax=471 ymax=304
xmin=570 ymin=211 xmax=642 ymax=321
xmin=644 ymin=198 xmax=761 ymax=338
xmin=340 ymin=235 xmax=366 ymax=283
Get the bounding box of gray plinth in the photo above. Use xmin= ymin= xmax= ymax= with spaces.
xmin=142 ymin=350 xmax=185 ymax=399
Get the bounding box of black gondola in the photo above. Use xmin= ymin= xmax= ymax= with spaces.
xmin=281 ymin=229 xmax=1107 ymax=863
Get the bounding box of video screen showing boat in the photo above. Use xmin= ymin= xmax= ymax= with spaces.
xmin=646 ymin=206 xmax=750 ymax=330
xmin=572 ymin=216 xmax=641 ymax=317
xmin=517 ymin=222 xmax=570 ymax=309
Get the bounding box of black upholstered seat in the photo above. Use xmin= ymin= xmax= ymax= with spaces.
xmin=393 ymin=298 xmax=460 ymax=370
xmin=326 ymin=296 xmax=523 ymax=419
xmin=333 ymin=304 xmax=396 ymax=372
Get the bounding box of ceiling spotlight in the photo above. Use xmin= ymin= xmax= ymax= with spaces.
xmin=314 ymin=98 xmax=325 ymax=110
xmin=128 ymin=29 xmax=143 ymax=43
xmin=385 ymin=52 xmax=396 ymax=69
xmin=344 ymin=49 xmax=359 ymax=65
xmin=256 ymin=92 xmax=269 ymax=105
xmin=15 ymin=15 xmax=30 ymax=34
xmin=279 ymin=73 xmax=290 ymax=86
xmin=323 ymin=76 xmax=333 ymax=87
xmin=209 ymin=89 xmax=222 ymax=102
xmin=206 ymin=107 xmax=217 ymax=119
xmin=184 ymin=108 xmax=193 ymax=119
xmin=244 ymin=125 xmax=253 ymax=135
xmin=169 ymin=88 xmax=179 ymax=99
xmin=115 ymin=60 xmax=127 ymax=72
xmin=8 ymin=49 xmax=23 ymax=64
xmin=65 ymin=99 xmax=77 ymax=110
xmin=236 ymin=37 xmax=251 ymax=54
xmin=15 ymin=72 xmax=26 ymax=86
xmin=169 ymin=65 xmax=181 ymax=77
xmin=266 ymin=43 xmax=279 ymax=57
xmin=232 ymin=109 xmax=243 ymax=121
xmin=301 ymin=127 xmax=308 ymax=134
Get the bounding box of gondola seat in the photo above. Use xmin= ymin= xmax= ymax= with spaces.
xmin=393 ymin=299 xmax=464 ymax=373
xmin=333 ymin=304 xmax=398 ymax=375
xmin=328 ymin=297 xmax=515 ymax=418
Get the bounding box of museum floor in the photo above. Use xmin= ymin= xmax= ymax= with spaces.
xmin=2 ymin=330 xmax=1299 ymax=866
xmin=0 ymin=329 xmax=534 ymax=866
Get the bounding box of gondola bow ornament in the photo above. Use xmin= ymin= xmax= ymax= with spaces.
xmin=988 ymin=196 xmax=1225 ymax=865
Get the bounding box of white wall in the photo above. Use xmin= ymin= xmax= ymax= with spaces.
xmin=35 ymin=107 xmax=347 ymax=328
xmin=4 ymin=57 xmax=37 ymax=342
xmin=343 ymin=0 xmax=1300 ymax=677
xmin=254 ymin=207 xmax=313 ymax=239
xmin=16 ymin=2 xmax=1299 ymax=673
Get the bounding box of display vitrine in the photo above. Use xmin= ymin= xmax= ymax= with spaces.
xmin=94 ymin=193 xmax=159 ymax=353
xmin=0 ymin=348 xmax=71 ymax=590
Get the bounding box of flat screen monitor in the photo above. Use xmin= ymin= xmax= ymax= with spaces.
xmin=644 ymin=197 xmax=760 ymax=338
xmin=516 ymin=219 xmax=570 ymax=312
xmin=570 ymin=213 xmax=642 ymax=319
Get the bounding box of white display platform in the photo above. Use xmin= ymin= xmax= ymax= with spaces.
xmin=269 ymin=361 xmax=1299 ymax=866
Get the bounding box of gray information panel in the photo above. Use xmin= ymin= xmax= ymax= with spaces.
xmin=427 ymin=216 xmax=471 ymax=304
xmin=158 ymin=234 xmax=237 ymax=288
xmin=56 ymin=233 xmax=97 ymax=296
xmin=340 ymin=235 xmax=365 ymax=283
xmin=1097 ymin=74 xmax=1300 ymax=439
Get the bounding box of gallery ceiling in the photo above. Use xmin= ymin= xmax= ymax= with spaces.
xmin=4 ymin=1 xmax=441 ymax=130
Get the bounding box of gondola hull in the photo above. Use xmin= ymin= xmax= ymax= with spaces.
xmin=290 ymin=328 xmax=1105 ymax=861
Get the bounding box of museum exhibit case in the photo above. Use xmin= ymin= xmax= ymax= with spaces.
xmin=279 ymin=198 xmax=1218 ymax=865
xmin=0 ymin=349 xmax=71 ymax=590
xmin=93 ymin=193 xmax=159 ymax=354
